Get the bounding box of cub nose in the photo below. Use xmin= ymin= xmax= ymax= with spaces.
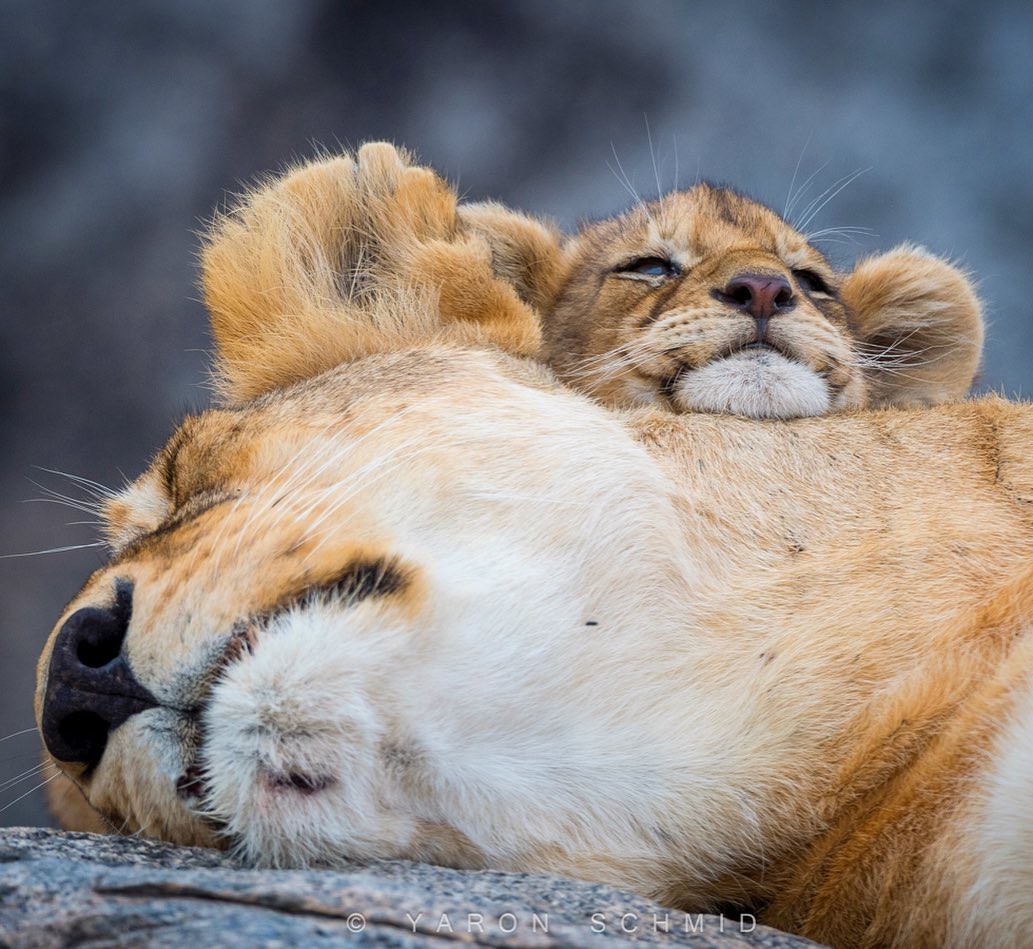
xmin=718 ymin=273 xmax=795 ymax=329
xmin=40 ymin=580 xmax=158 ymax=768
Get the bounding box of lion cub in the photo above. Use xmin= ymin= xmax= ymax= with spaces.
xmin=465 ymin=186 xmax=984 ymax=420
xmin=202 ymin=144 xmax=983 ymax=421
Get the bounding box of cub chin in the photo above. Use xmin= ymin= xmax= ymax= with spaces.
xmin=465 ymin=186 xmax=984 ymax=420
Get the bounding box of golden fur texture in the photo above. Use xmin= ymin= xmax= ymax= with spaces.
xmin=207 ymin=144 xmax=982 ymax=418
xmin=543 ymin=189 xmax=981 ymax=418
xmin=203 ymin=143 xmax=545 ymax=403
xmin=36 ymin=146 xmax=1032 ymax=949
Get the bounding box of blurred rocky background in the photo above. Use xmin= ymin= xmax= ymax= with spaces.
xmin=2 ymin=0 xmax=1032 ymax=826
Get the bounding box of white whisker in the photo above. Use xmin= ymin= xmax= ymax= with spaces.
xmin=785 ymin=160 xmax=830 ymax=222
xmin=0 ymin=771 xmax=60 ymax=814
xmin=0 ymin=762 xmax=53 ymax=794
xmin=33 ymin=466 xmax=116 ymax=499
xmin=784 ymin=132 xmax=813 ymax=219
xmin=796 ymin=167 xmax=870 ymax=233
xmin=0 ymin=727 xmax=39 ymax=744
xmin=0 ymin=542 xmax=105 ymax=560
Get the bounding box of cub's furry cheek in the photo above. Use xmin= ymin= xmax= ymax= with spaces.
xmin=671 ymin=351 xmax=831 ymax=420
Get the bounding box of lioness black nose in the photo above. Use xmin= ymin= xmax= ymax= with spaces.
xmin=719 ymin=274 xmax=795 ymax=328
xmin=40 ymin=580 xmax=158 ymax=768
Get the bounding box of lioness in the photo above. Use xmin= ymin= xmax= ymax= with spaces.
xmin=36 ymin=147 xmax=1033 ymax=948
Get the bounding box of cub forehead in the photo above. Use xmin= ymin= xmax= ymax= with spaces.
xmin=575 ymin=183 xmax=819 ymax=269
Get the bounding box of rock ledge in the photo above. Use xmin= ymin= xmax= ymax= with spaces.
xmin=0 ymin=828 xmax=818 ymax=946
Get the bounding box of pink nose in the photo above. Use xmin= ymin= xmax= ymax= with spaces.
xmin=718 ymin=273 xmax=795 ymax=323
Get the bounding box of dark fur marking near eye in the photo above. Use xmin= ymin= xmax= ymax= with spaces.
xmin=320 ymin=558 xmax=407 ymax=603
xmin=268 ymin=558 xmax=409 ymax=617
xmin=638 ymin=279 xmax=686 ymax=328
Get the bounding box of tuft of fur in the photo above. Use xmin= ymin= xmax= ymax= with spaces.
xmin=202 ymin=144 xmax=544 ymax=403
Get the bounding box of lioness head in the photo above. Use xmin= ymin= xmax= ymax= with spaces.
xmin=32 ymin=145 xmax=709 ymax=888
xmin=536 ymin=186 xmax=983 ymax=419
xmin=34 ymin=345 xmax=707 ymax=886
xmin=30 ymin=146 xmax=1033 ymax=947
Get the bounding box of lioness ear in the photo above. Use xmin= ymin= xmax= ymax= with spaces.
xmin=457 ymin=201 xmax=566 ymax=313
xmin=840 ymin=244 xmax=984 ymax=407
xmin=202 ymin=144 xmax=547 ymax=403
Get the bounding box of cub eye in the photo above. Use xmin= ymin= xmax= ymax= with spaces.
xmin=792 ymin=269 xmax=833 ymax=296
xmin=616 ymin=256 xmax=681 ymax=278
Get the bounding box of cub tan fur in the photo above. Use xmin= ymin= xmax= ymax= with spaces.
xmin=203 ymin=144 xmax=544 ymax=403
xmin=524 ymin=187 xmax=981 ymax=418
xmin=36 ymin=147 xmax=1030 ymax=949
xmin=413 ymin=173 xmax=984 ymax=420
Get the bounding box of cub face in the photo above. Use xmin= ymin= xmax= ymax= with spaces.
xmin=535 ymin=185 xmax=983 ymax=419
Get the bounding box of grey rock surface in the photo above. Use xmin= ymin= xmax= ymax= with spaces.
xmin=0 ymin=828 xmax=819 ymax=947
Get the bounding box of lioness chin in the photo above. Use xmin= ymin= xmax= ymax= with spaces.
xmin=34 ymin=145 xmax=1033 ymax=949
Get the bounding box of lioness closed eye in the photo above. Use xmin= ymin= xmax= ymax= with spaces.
xmin=534 ymin=187 xmax=985 ymax=419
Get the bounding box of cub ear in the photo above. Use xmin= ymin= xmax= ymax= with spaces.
xmin=202 ymin=144 xmax=547 ymax=403
xmin=840 ymin=244 xmax=984 ymax=407
xmin=457 ymin=201 xmax=566 ymax=313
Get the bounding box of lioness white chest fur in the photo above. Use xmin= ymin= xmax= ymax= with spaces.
xmin=36 ymin=346 xmax=1033 ymax=948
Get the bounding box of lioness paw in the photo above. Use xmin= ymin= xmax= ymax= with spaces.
xmin=202 ymin=143 xmax=549 ymax=401
xmin=350 ymin=147 xmax=545 ymax=356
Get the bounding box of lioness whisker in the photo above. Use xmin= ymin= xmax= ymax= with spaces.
xmin=32 ymin=465 xmax=116 ymax=499
xmin=0 ymin=727 xmax=39 ymax=744
xmin=25 ymin=479 xmax=104 ymax=514
xmin=21 ymin=495 xmax=101 ymax=518
xmin=0 ymin=762 xmax=54 ymax=794
xmin=0 ymin=770 xmax=59 ymax=814
xmin=0 ymin=542 xmax=105 ymax=560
